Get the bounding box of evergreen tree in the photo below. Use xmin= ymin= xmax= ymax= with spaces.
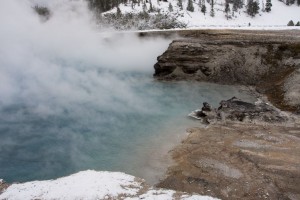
xmin=247 ymin=0 xmax=259 ymax=17
xmin=177 ymin=0 xmax=183 ymax=10
xmin=187 ymin=0 xmax=195 ymax=11
xmin=198 ymin=0 xmax=202 ymax=8
xmin=225 ymin=2 xmax=230 ymax=19
xmin=295 ymin=21 xmax=300 ymax=26
xmin=149 ymin=0 xmax=154 ymax=12
xmin=265 ymin=0 xmax=272 ymax=12
xmin=298 ymin=0 xmax=300 ymax=6
xmin=233 ymin=0 xmax=243 ymax=11
xmin=210 ymin=0 xmax=215 ymax=17
xmin=116 ymin=6 xmax=122 ymax=18
xmin=168 ymin=2 xmax=174 ymax=11
xmin=201 ymin=4 xmax=207 ymax=14
xmin=142 ymin=1 xmax=147 ymax=12
xmin=287 ymin=20 xmax=294 ymax=26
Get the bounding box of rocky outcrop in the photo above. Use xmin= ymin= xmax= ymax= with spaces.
xmin=153 ymin=31 xmax=300 ymax=112
xmin=189 ymin=97 xmax=288 ymax=124
xmin=0 ymin=180 xmax=8 ymax=194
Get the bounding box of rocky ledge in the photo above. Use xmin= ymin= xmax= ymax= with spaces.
xmin=157 ymin=121 xmax=300 ymax=200
xmin=189 ymin=97 xmax=289 ymax=124
xmin=153 ymin=30 xmax=300 ymax=113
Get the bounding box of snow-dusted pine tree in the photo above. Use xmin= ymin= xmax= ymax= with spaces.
xmin=142 ymin=1 xmax=147 ymax=12
xmin=247 ymin=0 xmax=259 ymax=17
xmin=287 ymin=20 xmax=294 ymax=26
xmin=116 ymin=6 xmax=122 ymax=18
xmin=168 ymin=2 xmax=173 ymax=12
xmin=225 ymin=2 xmax=230 ymax=19
xmin=201 ymin=4 xmax=207 ymax=14
xmin=187 ymin=0 xmax=195 ymax=11
xmin=233 ymin=0 xmax=243 ymax=11
xmin=177 ymin=0 xmax=183 ymax=10
xmin=210 ymin=0 xmax=215 ymax=17
xmin=265 ymin=0 xmax=272 ymax=12
xmin=149 ymin=0 xmax=154 ymax=12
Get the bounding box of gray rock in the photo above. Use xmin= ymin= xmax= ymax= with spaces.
xmin=191 ymin=97 xmax=288 ymax=124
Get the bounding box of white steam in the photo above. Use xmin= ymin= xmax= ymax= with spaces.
xmin=0 ymin=0 xmax=170 ymax=114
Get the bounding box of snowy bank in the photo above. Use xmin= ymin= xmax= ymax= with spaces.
xmin=103 ymin=0 xmax=300 ymax=30
xmin=0 ymin=170 xmax=218 ymax=200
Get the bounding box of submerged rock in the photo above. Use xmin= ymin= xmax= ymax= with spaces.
xmin=189 ymin=97 xmax=288 ymax=124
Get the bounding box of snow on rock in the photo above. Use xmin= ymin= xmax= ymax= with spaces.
xmin=0 ymin=170 xmax=218 ymax=200
xmin=126 ymin=189 xmax=217 ymax=200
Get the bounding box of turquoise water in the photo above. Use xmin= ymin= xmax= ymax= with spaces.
xmin=0 ymin=71 xmax=253 ymax=183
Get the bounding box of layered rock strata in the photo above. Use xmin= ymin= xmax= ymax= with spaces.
xmin=154 ymin=32 xmax=300 ymax=112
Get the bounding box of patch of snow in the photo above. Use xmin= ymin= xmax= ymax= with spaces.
xmin=188 ymin=110 xmax=203 ymax=120
xmin=126 ymin=189 xmax=176 ymax=200
xmin=0 ymin=179 xmax=3 ymax=184
xmin=126 ymin=189 xmax=217 ymax=200
xmin=0 ymin=170 xmax=140 ymax=200
xmin=0 ymin=170 xmax=219 ymax=200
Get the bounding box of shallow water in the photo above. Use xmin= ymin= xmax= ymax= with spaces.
xmin=0 ymin=72 xmax=254 ymax=184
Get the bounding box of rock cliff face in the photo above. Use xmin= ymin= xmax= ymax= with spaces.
xmin=153 ymin=31 xmax=300 ymax=112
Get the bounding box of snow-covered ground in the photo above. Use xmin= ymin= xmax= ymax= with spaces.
xmin=0 ymin=170 xmax=218 ymax=200
xmin=106 ymin=0 xmax=300 ymax=29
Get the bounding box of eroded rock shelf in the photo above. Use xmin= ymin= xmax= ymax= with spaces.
xmin=153 ymin=30 xmax=300 ymax=113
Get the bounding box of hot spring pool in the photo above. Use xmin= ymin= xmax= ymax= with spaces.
xmin=0 ymin=72 xmax=254 ymax=184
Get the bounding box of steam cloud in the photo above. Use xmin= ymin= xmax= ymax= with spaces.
xmin=0 ymin=0 xmax=253 ymax=184
xmin=0 ymin=0 xmax=170 ymax=114
xmin=0 ymin=0 xmax=173 ymax=182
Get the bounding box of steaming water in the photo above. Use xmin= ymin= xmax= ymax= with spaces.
xmin=0 ymin=0 xmax=255 ymax=185
xmin=0 ymin=76 xmax=253 ymax=184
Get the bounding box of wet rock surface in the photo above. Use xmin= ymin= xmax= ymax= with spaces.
xmin=189 ymin=97 xmax=289 ymax=124
xmin=153 ymin=30 xmax=300 ymax=113
xmin=157 ymin=122 xmax=300 ymax=200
